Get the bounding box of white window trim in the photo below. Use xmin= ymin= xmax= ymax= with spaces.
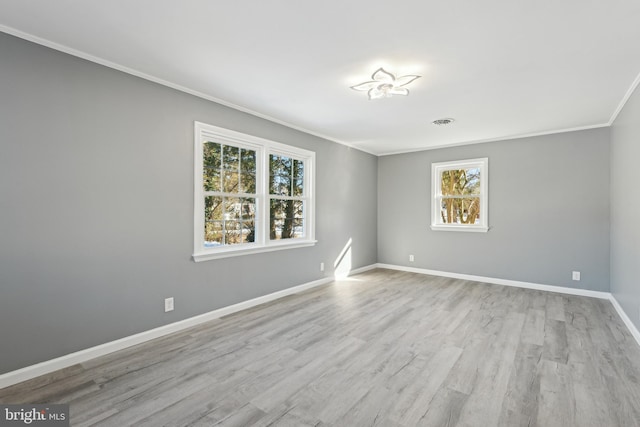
xmin=431 ymin=157 xmax=489 ymax=233
xmin=193 ymin=122 xmax=316 ymax=262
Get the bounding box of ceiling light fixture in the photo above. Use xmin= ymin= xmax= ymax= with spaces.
xmin=350 ymin=68 xmax=421 ymax=100
xmin=432 ymin=118 xmax=455 ymax=126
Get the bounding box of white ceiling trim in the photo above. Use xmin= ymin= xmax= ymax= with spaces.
xmin=608 ymin=70 xmax=640 ymax=126
xmin=0 ymin=24 xmax=378 ymax=157
xmin=377 ymin=123 xmax=611 ymax=156
xmin=0 ymin=24 xmax=635 ymax=158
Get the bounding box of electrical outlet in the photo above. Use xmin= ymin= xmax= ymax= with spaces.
xmin=320 ymin=262 xmax=325 ymax=272
xmin=409 ymin=254 xmax=415 ymax=262
xmin=164 ymin=297 xmax=174 ymax=312
xmin=572 ymin=271 xmax=580 ymax=281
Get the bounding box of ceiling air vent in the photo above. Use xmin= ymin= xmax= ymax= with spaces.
xmin=432 ymin=118 xmax=455 ymax=126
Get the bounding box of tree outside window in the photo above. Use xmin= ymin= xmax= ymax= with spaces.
xmin=193 ymin=122 xmax=316 ymax=261
xmin=431 ymin=158 xmax=488 ymax=232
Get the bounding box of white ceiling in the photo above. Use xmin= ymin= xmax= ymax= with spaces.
xmin=1 ymin=0 xmax=640 ymax=155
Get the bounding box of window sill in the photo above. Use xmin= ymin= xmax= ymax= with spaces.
xmin=193 ymin=239 xmax=317 ymax=262
xmin=430 ymin=225 xmax=489 ymax=233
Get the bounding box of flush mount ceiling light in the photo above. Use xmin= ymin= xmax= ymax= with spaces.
xmin=350 ymin=68 xmax=421 ymax=100
xmin=432 ymin=118 xmax=455 ymax=126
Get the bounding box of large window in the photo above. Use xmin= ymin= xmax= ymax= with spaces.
xmin=194 ymin=122 xmax=315 ymax=261
xmin=431 ymin=158 xmax=488 ymax=232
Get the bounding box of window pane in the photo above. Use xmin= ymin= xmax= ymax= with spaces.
xmin=269 ymin=154 xmax=292 ymax=196
xmin=293 ymin=159 xmax=304 ymax=196
xmin=205 ymin=144 xmax=256 ymax=194
xmin=204 ymin=196 xmax=223 ymax=221
xmin=223 ymin=171 xmax=239 ymax=193
xmin=240 ymin=172 xmax=256 ymax=194
xmin=270 ymin=154 xmax=292 ymax=176
xmin=205 ymin=196 xmax=255 ymax=246
xmin=439 ymin=197 xmax=481 ymax=224
xmin=269 ymin=199 xmax=304 ymax=240
xmin=204 ymin=221 xmax=223 ymax=247
xmin=203 ymin=142 xmax=221 ymax=192
xmin=238 ymin=198 xmax=255 ymax=243
xmin=239 ymin=198 xmax=256 ymax=220
xmin=270 ymin=174 xmax=291 ymax=196
xmin=224 ymin=220 xmax=242 ymax=245
xmin=291 ymin=219 xmax=304 ymax=238
xmin=241 ymin=221 xmax=255 ymax=243
xmin=240 ymin=149 xmax=256 ymax=173
xmin=441 ymin=168 xmax=481 ymax=196
xmin=204 ymin=197 xmax=223 ymax=246
xmin=223 ymin=145 xmax=239 ymax=171
xmin=293 ymin=200 xmax=303 ymax=219
xmin=224 ymin=197 xmax=241 ymax=220
xmin=240 ymin=149 xmax=257 ymax=194
xmin=217 ymin=219 xmax=253 ymax=244
xmin=270 ymin=198 xmax=284 ymax=219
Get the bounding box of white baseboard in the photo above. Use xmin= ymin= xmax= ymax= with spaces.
xmin=608 ymin=295 xmax=640 ymax=347
xmin=2 ymin=262 xmax=637 ymax=389
xmin=338 ymin=263 xmax=378 ymax=277
xmin=376 ymin=263 xmax=610 ymax=299
xmin=377 ymin=263 xmax=640 ymax=347
xmin=0 ymin=267 xmax=377 ymax=390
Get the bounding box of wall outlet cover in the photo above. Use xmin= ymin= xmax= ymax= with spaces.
xmin=164 ymin=297 xmax=174 ymax=312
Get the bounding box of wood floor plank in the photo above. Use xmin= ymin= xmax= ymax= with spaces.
xmin=542 ymin=319 xmax=569 ymax=364
xmin=497 ymin=342 xmax=542 ymax=427
xmin=1 ymin=268 xmax=640 ymax=427
xmin=388 ymin=346 xmax=463 ymax=426
xmin=250 ymin=404 xmax=323 ymax=427
xmin=537 ymin=360 xmax=576 ymax=427
xmin=545 ymin=294 xmax=566 ymax=322
xmin=249 ymin=336 xmax=366 ymax=412
xmin=455 ymin=311 xmax=525 ymax=427
xmin=332 ymin=384 xmax=394 ymax=427
xmin=521 ymin=308 xmax=546 ymax=346
xmin=192 ymin=402 xmax=265 ymax=427
xmin=417 ymin=386 xmax=469 ymax=427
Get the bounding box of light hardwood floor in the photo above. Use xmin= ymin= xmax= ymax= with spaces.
xmin=2 ymin=269 xmax=640 ymax=426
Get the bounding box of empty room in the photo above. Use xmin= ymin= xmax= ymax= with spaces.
xmin=1 ymin=1 xmax=640 ymax=426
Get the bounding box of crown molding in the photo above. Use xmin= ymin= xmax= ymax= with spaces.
xmin=377 ymin=123 xmax=610 ymax=156
xmin=1 ymin=25 xmax=638 ymax=158
xmin=608 ymin=70 xmax=640 ymax=125
xmin=0 ymin=25 xmax=376 ymax=157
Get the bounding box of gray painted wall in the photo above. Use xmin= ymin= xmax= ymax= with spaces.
xmin=378 ymin=129 xmax=610 ymax=291
xmin=611 ymin=84 xmax=640 ymax=331
xmin=0 ymin=33 xmax=378 ymax=374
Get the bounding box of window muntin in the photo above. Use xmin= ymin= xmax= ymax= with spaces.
xmin=194 ymin=122 xmax=315 ymax=261
xmin=431 ymin=158 xmax=488 ymax=232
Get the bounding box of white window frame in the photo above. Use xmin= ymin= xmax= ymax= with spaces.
xmin=431 ymin=157 xmax=489 ymax=232
xmin=194 ymin=122 xmax=316 ymax=261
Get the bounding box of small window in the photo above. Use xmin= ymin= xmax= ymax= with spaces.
xmin=431 ymin=158 xmax=488 ymax=232
xmin=194 ymin=122 xmax=316 ymax=261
